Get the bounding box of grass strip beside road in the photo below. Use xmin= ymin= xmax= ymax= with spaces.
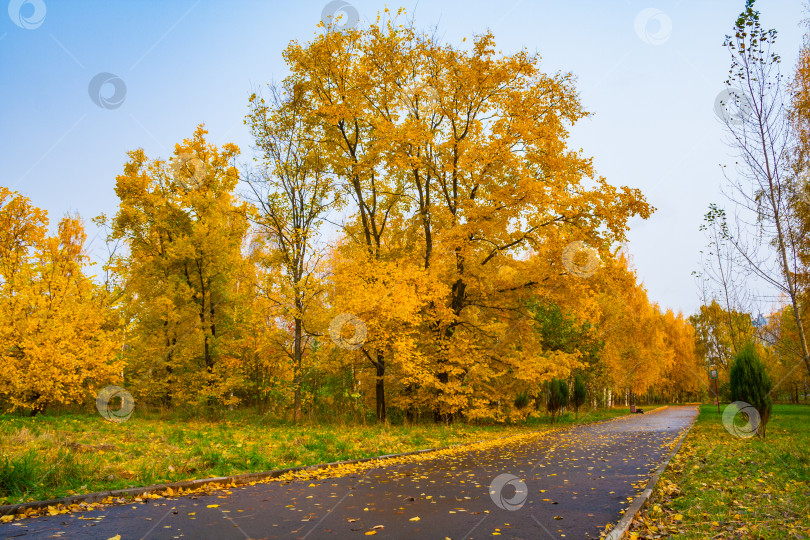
xmin=0 ymin=407 xmax=631 ymax=507
xmin=628 ymin=404 xmax=810 ymax=540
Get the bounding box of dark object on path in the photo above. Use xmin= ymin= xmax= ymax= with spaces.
xmin=636 ymin=409 xmax=644 ymax=414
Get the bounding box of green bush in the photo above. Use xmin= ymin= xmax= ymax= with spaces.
xmin=514 ymin=391 xmax=530 ymax=410
xmin=730 ymin=343 xmax=773 ymax=438
xmin=547 ymin=378 xmax=569 ymax=423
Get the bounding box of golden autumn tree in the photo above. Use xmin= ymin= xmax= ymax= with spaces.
xmin=689 ymin=300 xmax=756 ymax=387
xmin=592 ymin=254 xmax=671 ymax=406
xmin=221 ymin=243 xmax=296 ymax=412
xmin=280 ymin=14 xmax=416 ymax=422
xmin=111 ymin=126 xmax=252 ymax=408
xmin=245 ymin=82 xmax=340 ymax=422
xmin=0 ymin=187 xmax=122 ymax=414
xmin=327 ymin=241 xmax=449 ymax=422
xmin=657 ymin=309 xmax=705 ymax=402
xmin=279 ymin=11 xmax=652 ymax=421
xmin=759 ymin=306 xmax=810 ymax=402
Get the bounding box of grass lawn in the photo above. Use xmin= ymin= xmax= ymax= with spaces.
xmin=0 ymin=406 xmax=631 ymax=506
xmin=628 ymin=404 xmax=810 ymax=540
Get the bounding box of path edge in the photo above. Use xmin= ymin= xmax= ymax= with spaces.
xmin=605 ymin=405 xmax=698 ymax=540
xmin=0 ymin=446 xmax=439 ymax=518
xmin=0 ymin=405 xmax=666 ymax=519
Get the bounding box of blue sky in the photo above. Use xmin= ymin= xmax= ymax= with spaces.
xmin=1 ymin=0 xmax=805 ymax=315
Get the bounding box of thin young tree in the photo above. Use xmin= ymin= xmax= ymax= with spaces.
xmin=246 ymin=83 xmax=338 ymax=422
xmin=717 ymin=0 xmax=810 ymax=378
xmin=696 ymin=204 xmax=752 ymax=357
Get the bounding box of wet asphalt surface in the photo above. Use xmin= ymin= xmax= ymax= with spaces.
xmin=1 ymin=406 xmax=698 ymax=540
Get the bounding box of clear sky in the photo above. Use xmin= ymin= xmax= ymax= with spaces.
xmin=1 ymin=0 xmax=805 ymax=315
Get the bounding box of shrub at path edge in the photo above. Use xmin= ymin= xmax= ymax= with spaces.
xmin=729 ymin=343 xmax=773 ymax=438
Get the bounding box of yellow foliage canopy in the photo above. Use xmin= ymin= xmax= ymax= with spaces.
xmin=0 ymin=187 xmax=122 ymax=412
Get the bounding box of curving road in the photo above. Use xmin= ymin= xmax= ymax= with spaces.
xmin=0 ymin=406 xmax=698 ymax=540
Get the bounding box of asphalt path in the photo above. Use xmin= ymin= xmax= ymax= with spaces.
xmin=1 ymin=406 xmax=698 ymax=540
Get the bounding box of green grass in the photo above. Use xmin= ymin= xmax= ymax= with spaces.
xmin=629 ymin=404 xmax=810 ymax=539
xmin=0 ymin=405 xmax=634 ymax=505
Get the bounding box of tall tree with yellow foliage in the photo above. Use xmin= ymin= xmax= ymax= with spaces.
xmin=245 ymin=83 xmax=340 ymax=422
xmin=0 ymin=188 xmax=122 ymax=414
xmin=279 ymin=11 xmax=652 ymax=421
xmin=594 ymin=255 xmax=670 ymax=406
xmin=111 ymin=126 xmax=252 ymax=407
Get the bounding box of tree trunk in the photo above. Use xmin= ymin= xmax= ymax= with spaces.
xmin=775 ymin=214 xmax=810 ymax=378
xmin=433 ymin=368 xmax=451 ymax=424
xmin=433 ymin=261 xmax=466 ymax=424
xmin=28 ymin=395 xmax=44 ymax=416
xmin=163 ymin=320 xmax=174 ymax=408
xmin=293 ymin=317 xmax=303 ymax=423
xmin=201 ymin=296 xmax=215 ymax=409
xmin=404 ymin=384 xmax=415 ymax=422
xmin=375 ymin=356 xmax=386 ymax=423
